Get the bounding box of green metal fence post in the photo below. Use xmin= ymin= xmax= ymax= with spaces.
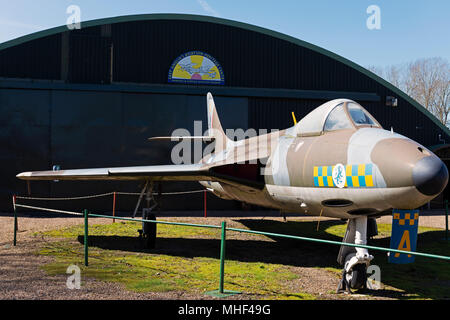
xmin=13 ymin=195 xmax=17 ymax=246
xmin=205 ymin=221 xmax=240 ymax=298
xmin=84 ymin=209 xmax=89 ymax=266
xmin=219 ymin=221 xmax=226 ymax=293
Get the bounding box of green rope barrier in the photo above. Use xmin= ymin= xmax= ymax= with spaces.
xmin=226 ymin=227 xmax=450 ymax=261
xmin=88 ymin=213 xmax=450 ymax=261
xmin=89 ymin=213 xmax=221 ymax=229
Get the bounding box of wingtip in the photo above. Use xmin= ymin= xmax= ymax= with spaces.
xmin=16 ymin=172 xmax=31 ymax=179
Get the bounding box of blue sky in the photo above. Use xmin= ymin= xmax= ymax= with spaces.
xmin=0 ymin=0 xmax=449 ymax=68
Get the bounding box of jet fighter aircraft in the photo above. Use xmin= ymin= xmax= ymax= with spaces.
xmin=17 ymin=93 xmax=449 ymax=291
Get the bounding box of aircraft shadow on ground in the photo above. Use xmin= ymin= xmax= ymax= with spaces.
xmin=76 ymin=218 xmax=449 ymax=299
xmin=77 ymin=219 xmax=349 ymax=268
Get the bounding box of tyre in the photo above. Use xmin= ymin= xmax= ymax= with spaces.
xmin=347 ymin=263 xmax=367 ymax=290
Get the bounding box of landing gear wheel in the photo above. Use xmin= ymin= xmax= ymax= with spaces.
xmin=337 ymin=260 xmax=368 ymax=294
xmin=346 ymin=263 xmax=367 ymax=290
xmin=142 ymin=212 xmax=156 ymax=249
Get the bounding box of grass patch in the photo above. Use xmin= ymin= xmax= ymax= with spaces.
xmin=37 ymin=220 xmax=314 ymax=299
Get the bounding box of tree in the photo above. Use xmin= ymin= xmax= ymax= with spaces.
xmin=405 ymin=58 xmax=450 ymax=127
xmin=367 ymin=57 xmax=450 ymax=127
xmin=367 ymin=64 xmax=406 ymax=91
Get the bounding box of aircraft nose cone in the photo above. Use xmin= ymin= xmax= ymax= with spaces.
xmin=413 ymin=156 xmax=449 ymax=196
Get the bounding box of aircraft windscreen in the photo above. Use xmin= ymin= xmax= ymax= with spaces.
xmin=323 ymin=103 xmax=352 ymax=131
xmin=348 ymin=103 xmax=377 ymax=126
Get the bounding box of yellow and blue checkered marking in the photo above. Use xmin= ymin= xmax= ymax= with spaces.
xmin=313 ymin=164 xmax=374 ymax=188
xmin=313 ymin=165 xmax=335 ymax=187
xmin=393 ymin=212 xmax=419 ymax=226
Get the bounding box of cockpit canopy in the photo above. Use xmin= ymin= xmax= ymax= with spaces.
xmin=293 ymin=99 xmax=381 ymax=137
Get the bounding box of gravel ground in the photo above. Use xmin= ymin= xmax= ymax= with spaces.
xmin=378 ymin=214 xmax=448 ymax=229
xmin=0 ymin=212 xmax=447 ymax=300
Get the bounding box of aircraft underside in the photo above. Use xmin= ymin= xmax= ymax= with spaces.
xmin=207 ymin=181 xmax=428 ymax=220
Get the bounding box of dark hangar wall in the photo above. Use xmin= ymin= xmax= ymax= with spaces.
xmin=0 ymin=15 xmax=448 ymax=212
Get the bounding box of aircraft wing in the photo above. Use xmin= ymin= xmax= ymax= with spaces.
xmin=16 ymin=164 xmax=213 ymax=181
xmin=16 ymin=162 xmax=265 ymax=190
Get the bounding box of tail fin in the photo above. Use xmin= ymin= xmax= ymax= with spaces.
xmin=206 ymin=92 xmax=230 ymax=152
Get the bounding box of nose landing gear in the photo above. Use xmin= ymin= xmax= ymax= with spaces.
xmin=336 ymin=216 xmax=375 ymax=294
xmin=337 ymin=253 xmax=371 ymax=294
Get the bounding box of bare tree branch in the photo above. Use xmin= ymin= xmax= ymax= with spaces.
xmin=367 ymin=57 xmax=450 ymax=128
